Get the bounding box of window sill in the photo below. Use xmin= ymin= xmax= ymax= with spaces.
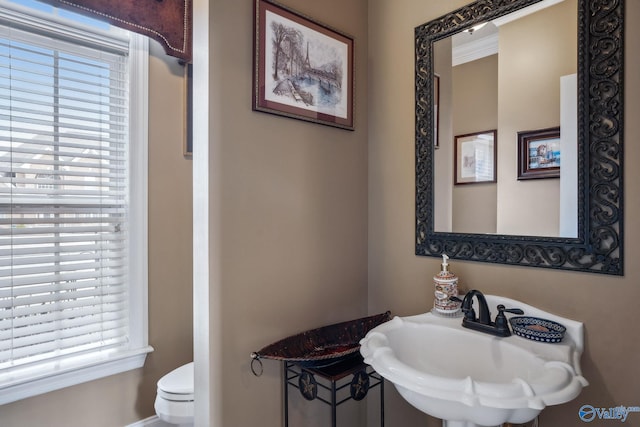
xmin=0 ymin=346 xmax=154 ymax=405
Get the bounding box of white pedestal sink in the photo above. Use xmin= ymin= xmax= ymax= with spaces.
xmin=360 ymin=295 xmax=588 ymax=427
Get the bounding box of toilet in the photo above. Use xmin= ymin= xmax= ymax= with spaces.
xmin=154 ymin=362 xmax=194 ymax=427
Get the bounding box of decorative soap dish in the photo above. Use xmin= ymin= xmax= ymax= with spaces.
xmin=509 ymin=316 xmax=566 ymax=343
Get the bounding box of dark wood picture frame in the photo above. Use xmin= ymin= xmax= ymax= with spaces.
xmin=454 ymin=130 xmax=497 ymax=185
xmin=434 ymin=74 xmax=440 ymax=148
xmin=253 ymin=0 xmax=354 ymax=130
xmin=183 ymin=62 xmax=193 ymax=156
xmin=517 ymin=127 xmax=561 ymax=180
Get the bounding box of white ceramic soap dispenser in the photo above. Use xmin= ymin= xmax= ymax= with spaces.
xmin=433 ymin=254 xmax=461 ymax=315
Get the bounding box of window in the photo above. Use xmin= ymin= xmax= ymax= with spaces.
xmin=0 ymin=0 xmax=150 ymax=404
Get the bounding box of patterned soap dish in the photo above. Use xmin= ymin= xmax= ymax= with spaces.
xmin=509 ymin=316 xmax=566 ymax=343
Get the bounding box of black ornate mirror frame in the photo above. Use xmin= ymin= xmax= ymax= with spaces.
xmin=415 ymin=0 xmax=624 ymax=275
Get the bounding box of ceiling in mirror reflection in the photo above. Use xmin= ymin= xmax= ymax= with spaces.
xmin=451 ymin=0 xmax=567 ymax=67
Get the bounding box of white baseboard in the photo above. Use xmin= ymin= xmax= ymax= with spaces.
xmin=126 ymin=415 xmax=173 ymax=427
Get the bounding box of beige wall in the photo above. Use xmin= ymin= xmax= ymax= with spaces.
xmin=369 ymin=2 xmax=639 ymax=427
xmin=202 ymin=0 xmax=369 ymax=426
xmin=452 ymin=55 xmax=498 ymax=234
xmin=0 ymin=41 xmax=194 ymax=427
xmin=433 ymin=38 xmax=454 ymax=232
xmin=497 ymin=0 xmax=577 ymax=236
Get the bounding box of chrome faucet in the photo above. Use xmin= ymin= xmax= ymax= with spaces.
xmin=451 ymin=290 xmax=524 ymax=337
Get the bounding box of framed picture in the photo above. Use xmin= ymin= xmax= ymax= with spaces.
xmin=434 ymin=74 xmax=440 ymax=148
xmin=253 ymin=0 xmax=354 ymax=130
xmin=517 ymin=127 xmax=560 ymax=180
xmin=183 ymin=62 xmax=193 ymax=156
xmin=454 ymin=130 xmax=497 ymax=185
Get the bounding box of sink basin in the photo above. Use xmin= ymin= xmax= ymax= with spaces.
xmin=359 ymin=295 xmax=588 ymax=427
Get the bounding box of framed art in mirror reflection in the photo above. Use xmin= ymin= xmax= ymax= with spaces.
xmin=517 ymin=126 xmax=561 ymax=180
xmin=454 ymin=130 xmax=497 ymax=185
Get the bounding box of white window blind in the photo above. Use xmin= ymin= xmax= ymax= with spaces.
xmin=0 ymin=1 xmax=150 ymax=403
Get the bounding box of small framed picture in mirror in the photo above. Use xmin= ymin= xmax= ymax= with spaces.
xmin=517 ymin=127 xmax=561 ymax=180
xmin=454 ymin=130 xmax=497 ymax=185
xmin=434 ymin=74 xmax=440 ymax=148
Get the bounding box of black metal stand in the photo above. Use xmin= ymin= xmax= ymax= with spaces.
xmin=283 ymin=356 xmax=384 ymax=427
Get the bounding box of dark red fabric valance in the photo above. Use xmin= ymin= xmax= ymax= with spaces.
xmin=40 ymin=0 xmax=192 ymax=62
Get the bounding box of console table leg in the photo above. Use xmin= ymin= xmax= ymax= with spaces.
xmin=283 ymin=362 xmax=289 ymax=427
xmin=331 ymin=379 xmax=337 ymax=427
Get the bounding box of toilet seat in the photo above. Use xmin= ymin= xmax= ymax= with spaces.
xmin=157 ymin=362 xmax=194 ymax=397
xmin=155 ymin=362 xmax=194 ymax=426
xmin=157 ymin=388 xmax=194 ymax=402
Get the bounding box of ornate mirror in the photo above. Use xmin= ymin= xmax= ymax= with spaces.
xmin=415 ymin=0 xmax=623 ymax=274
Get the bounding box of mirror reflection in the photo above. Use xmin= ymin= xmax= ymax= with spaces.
xmin=432 ymin=0 xmax=577 ymax=238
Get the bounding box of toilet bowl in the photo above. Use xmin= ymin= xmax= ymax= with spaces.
xmin=154 ymin=362 xmax=194 ymax=427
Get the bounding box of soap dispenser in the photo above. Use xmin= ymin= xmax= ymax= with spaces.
xmin=433 ymin=254 xmax=461 ymax=315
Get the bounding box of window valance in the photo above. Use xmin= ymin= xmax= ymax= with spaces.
xmin=39 ymin=0 xmax=192 ymax=62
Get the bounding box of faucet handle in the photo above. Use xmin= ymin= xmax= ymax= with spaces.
xmin=496 ymin=304 xmax=524 ymax=316
xmin=495 ymin=304 xmax=524 ymax=332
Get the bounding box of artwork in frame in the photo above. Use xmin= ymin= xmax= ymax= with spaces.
xmin=434 ymin=74 xmax=440 ymax=148
xmin=517 ymin=127 xmax=561 ymax=180
xmin=183 ymin=62 xmax=193 ymax=156
xmin=454 ymin=130 xmax=497 ymax=185
xmin=253 ymin=0 xmax=354 ymax=130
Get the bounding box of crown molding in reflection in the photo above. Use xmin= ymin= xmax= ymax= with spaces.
xmin=452 ymin=32 xmax=498 ymax=66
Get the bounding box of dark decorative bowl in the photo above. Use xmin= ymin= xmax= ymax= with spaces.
xmin=509 ymin=316 xmax=566 ymax=343
xmin=252 ymin=311 xmax=391 ymax=368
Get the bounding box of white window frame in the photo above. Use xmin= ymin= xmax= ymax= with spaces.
xmin=0 ymin=1 xmax=152 ymax=405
